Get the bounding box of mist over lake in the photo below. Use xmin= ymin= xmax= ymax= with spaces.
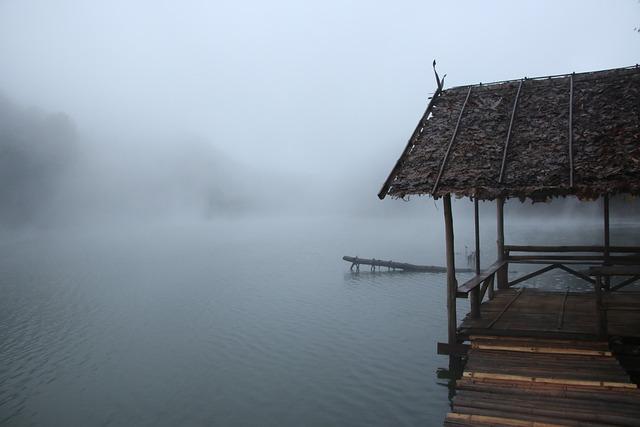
xmin=0 ymin=1 xmax=638 ymax=426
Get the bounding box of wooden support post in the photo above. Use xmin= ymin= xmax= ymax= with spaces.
xmin=470 ymin=198 xmax=481 ymax=318
xmin=443 ymin=194 xmax=458 ymax=345
xmin=496 ymin=197 xmax=508 ymax=289
xmin=603 ymin=194 xmax=611 ymax=290
xmin=487 ymin=274 xmax=495 ymax=300
xmin=594 ymin=275 xmax=607 ymax=339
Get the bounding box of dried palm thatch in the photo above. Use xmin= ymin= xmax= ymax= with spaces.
xmin=379 ymin=65 xmax=640 ymax=201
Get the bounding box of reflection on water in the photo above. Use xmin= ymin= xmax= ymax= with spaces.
xmin=0 ymin=217 xmax=637 ymax=426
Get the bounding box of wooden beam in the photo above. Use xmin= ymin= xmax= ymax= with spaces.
xmin=457 ymin=260 xmax=508 ymax=293
xmin=471 ymin=198 xmax=481 ymax=317
xmin=604 ymin=194 xmax=611 ymax=289
xmin=508 ymin=254 xmax=618 ymax=261
xmin=509 ymin=259 xmax=601 ymax=265
xmin=474 ymin=199 xmax=481 ymax=275
xmin=508 ymin=264 xmax=559 ymax=287
xmin=496 ymin=197 xmax=508 ymax=289
xmin=486 ymin=274 xmax=495 ymax=300
xmin=437 ymin=342 xmax=469 ymax=356
xmin=498 ymin=79 xmax=523 ymax=184
xmin=557 ymin=287 xmax=569 ymax=330
xmin=431 ymin=86 xmax=472 ymax=195
xmin=594 ymin=276 xmax=607 ymax=339
xmin=505 ymin=244 xmax=640 ymax=253
xmin=556 ymin=264 xmax=596 ymax=284
xmin=443 ymin=194 xmax=457 ymax=345
xmin=588 ymin=265 xmax=640 ymax=276
xmin=610 ymin=275 xmax=640 ymax=291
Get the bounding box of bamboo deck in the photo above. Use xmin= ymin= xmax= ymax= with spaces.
xmin=459 ymin=289 xmax=640 ymax=340
xmin=445 ymin=289 xmax=640 ymax=426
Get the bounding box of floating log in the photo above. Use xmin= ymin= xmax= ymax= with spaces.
xmin=342 ymin=256 xmax=472 ymax=273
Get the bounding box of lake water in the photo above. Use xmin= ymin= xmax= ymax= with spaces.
xmin=0 ymin=215 xmax=636 ymax=426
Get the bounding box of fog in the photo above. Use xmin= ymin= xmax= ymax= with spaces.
xmin=0 ymin=0 xmax=638 ymax=227
xmin=3 ymin=3 xmax=640 ymax=425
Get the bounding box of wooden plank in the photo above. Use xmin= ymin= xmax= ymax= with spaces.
xmin=505 ymin=245 xmax=640 ymax=253
xmin=453 ymin=392 xmax=640 ymax=425
xmin=462 ymin=372 xmax=637 ymax=389
xmin=455 ymin=377 xmax=640 ymax=401
xmin=468 ymin=336 xmax=610 ymax=349
xmin=471 ymin=343 xmax=611 ymax=357
xmin=508 ymin=255 xmax=640 ymax=263
xmin=508 ymin=255 xmax=605 ymax=261
xmin=458 ymin=260 xmax=507 ymax=293
xmin=445 ymin=412 xmax=566 ymax=427
xmin=509 ymin=260 xmax=601 ymax=265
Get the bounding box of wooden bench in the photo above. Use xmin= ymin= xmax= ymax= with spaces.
xmin=457 ymin=260 xmax=507 ymax=297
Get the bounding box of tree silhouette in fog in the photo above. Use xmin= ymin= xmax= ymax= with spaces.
xmin=0 ymin=96 xmax=76 ymax=226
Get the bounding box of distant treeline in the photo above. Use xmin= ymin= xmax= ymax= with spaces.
xmin=0 ymin=95 xmax=77 ymax=226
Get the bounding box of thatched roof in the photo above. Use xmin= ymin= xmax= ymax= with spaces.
xmin=379 ymin=65 xmax=640 ymax=201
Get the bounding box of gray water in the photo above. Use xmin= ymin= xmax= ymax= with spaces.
xmin=0 ymin=216 xmax=637 ymax=426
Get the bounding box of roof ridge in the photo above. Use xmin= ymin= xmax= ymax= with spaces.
xmin=445 ymin=64 xmax=640 ymax=92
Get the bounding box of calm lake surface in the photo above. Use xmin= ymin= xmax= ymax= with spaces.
xmin=0 ymin=215 xmax=637 ymax=426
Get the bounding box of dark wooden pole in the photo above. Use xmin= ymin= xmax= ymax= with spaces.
xmin=496 ymin=197 xmax=508 ymax=289
xmin=594 ymin=275 xmax=607 ymax=339
xmin=470 ymin=198 xmax=481 ymax=318
xmin=604 ymin=194 xmax=611 ymax=289
xmin=443 ymin=194 xmax=458 ymax=345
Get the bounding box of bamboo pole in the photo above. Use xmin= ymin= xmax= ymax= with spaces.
xmin=496 ymin=197 xmax=508 ymax=289
xmin=603 ymin=194 xmax=611 ymax=290
xmin=470 ymin=198 xmax=481 ymax=318
xmin=594 ymin=275 xmax=607 ymax=339
xmin=443 ymin=194 xmax=458 ymax=345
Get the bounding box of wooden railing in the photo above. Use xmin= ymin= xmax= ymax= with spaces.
xmin=456 ymin=260 xmax=508 ymax=319
xmin=504 ymin=245 xmax=640 ymax=290
xmin=455 ymin=245 xmax=640 ymax=321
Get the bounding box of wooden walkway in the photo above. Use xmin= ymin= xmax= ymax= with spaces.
xmin=445 ymin=336 xmax=640 ymax=426
xmin=445 ymin=289 xmax=640 ymax=426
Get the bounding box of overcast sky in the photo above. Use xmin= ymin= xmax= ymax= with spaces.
xmin=0 ymin=0 xmax=638 ymax=185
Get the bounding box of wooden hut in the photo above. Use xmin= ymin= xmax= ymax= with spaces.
xmin=379 ymin=65 xmax=640 ymax=425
